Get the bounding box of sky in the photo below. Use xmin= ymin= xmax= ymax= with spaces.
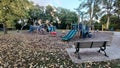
xmin=29 ymin=0 xmax=81 ymax=12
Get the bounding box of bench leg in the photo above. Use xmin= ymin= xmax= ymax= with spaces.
xmin=78 ymin=53 xmax=81 ymax=59
xmin=98 ymin=48 xmax=109 ymax=57
xmin=74 ymin=42 xmax=79 ymax=53
xmin=74 ymin=42 xmax=81 ymax=59
xmin=98 ymin=41 xmax=109 ymax=57
xmin=74 ymin=47 xmax=79 ymax=53
xmin=104 ymin=50 xmax=109 ymax=57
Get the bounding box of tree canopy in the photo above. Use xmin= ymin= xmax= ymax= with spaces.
xmin=77 ymin=0 xmax=120 ymax=30
xmin=0 ymin=0 xmax=33 ymax=34
xmin=0 ymin=0 xmax=120 ymax=33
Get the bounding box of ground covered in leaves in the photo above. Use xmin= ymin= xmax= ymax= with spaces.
xmin=0 ymin=33 xmax=120 ymax=68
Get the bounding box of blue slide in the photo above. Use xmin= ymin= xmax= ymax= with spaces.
xmin=62 ymin=29 xmax=77 ymax=41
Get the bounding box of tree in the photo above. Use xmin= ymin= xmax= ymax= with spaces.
xmin=56 ymin=7 xmax=78 ymax=29
xmin=45 ymin=5 xmax=54 ymax=23
xmin=110 ymin=15 xmax=120 ymax=30
xmin=101 ymin=0 xmax=115 ymax=29
xmin=100 ymin=14 xmax=120 ymax=30
xmin=0 ymin=0 xmax=33 ymax=34
xmin=114 ymin=0 xmax=120 ymax=19
xmin=28 ymin=5 xmax=44 ymax=26
xmin=94 ymin=22 xmax=102 ymax=30
xmin=77 ymin=0 xmax=101 ymax=30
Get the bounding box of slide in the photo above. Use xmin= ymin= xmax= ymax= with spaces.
xmin=62 ymin=29 xmax=77 ymax=41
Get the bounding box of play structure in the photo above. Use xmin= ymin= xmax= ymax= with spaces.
xmin=29 ymin=25 xmax=56 ymax=32
xmin=47 ymin=25 xmax=56 ymax=32
xmin=28 ymin=25 xmax=38 ymax=32
xmin=28 ymin=19 xmax=56 ymax=34
xmin=62 ymin=7 xmax=93 ymax=41
xmin=62 ymin=23 xmax=92 ymax=41
xmin=28 ymin=23 xmax=57 ymax=36
xmin=48 ymin=25 xmax=57 ymax=36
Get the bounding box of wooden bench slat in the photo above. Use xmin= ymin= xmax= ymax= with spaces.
xmin=74 ymin=40 xmax=110 ymax=48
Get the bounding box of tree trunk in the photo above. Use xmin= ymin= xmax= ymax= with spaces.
xmin=3 ymin=23 xmax=7 ymax=34
xmin=106 ymin=16 xmax=110 ymax=30
xmin=89 ymin=4 xmax=93 ymax=30
xmin=102 ymin=25 xmax=104 ymax=31
xmin=89 ymin=17 xmax=92 ymax=30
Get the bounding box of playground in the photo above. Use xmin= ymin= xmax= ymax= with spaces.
xmin=0 ymin=0 xmax=120 ymax=67
xmin=0 ymin=29 xmax=120 ymax=67
xmin=0 ymin=13 xmax=119 ymax=67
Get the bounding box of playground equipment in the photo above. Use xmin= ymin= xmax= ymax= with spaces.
xmin=62 ymin=29 xmax=77 ymax=41
xmin=62 ymin=23 xmax=92 ymax=41
xmin=28 ymin=25 xmax=38 ymax=32
xmin=63 ymin=6 xmax=92 ymax=41
xmin=50 ymin=31 xmax=57 ymax=36
xmin=28 ymin=25 xmax=46 ymax=33
xmin=28 ymin=24 xmax=57 ymax=36
xmin=48 ymin=26 xmax=57 ymax=36
xmin=47 ymin=25 xmax=56 ymax=32
xmin=81 ymin=24 xmax=92 ymax=38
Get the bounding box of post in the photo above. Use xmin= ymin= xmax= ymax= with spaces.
xmin=3 ymin=23 xmax=7 ymax=34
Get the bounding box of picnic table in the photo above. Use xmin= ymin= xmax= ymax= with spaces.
xmin=74 ymin=37 xmax=110 ymax=59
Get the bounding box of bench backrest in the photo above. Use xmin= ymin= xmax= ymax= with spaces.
xmin=74 ymin=31 xmax=114 ymax=48
xmin=74 ymin=41 xmax=109 ymax=48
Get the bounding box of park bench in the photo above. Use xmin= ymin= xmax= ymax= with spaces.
xmin=74 ymin=38 xmax=112 ymax=59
